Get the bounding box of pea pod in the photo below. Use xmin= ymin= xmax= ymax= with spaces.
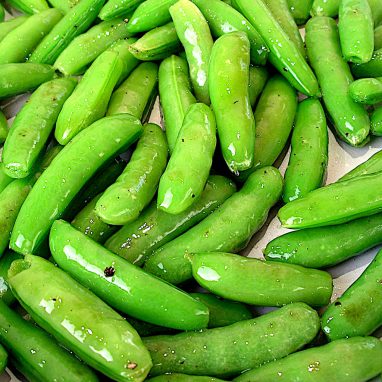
xmin=170 ymin=0 xmax=213 ymax=104
xmin=144 ymin=166 xmax=283 ymax=285
xmin=29 ymin=0 xmax=105 ymax=64
xmin=209 ymin=32 xmax=255 ymax=173
xmin=375 ymin=25 xmax=382 ymax=50
xmin=0 ymin=16 xmax=28 ymax=43
xmin=349 ymin=77 xmax=382 ymax=104
xmin=147 ymin=375 xmax=227 ymax=382
xmin=7 ymin=0 xmax=49 ymax=14
xmin=306 ymin=17 xmax=370 ymax=146
xmin=10 ymin=114 xmax=142 ymax=255
xmin=3 ymin=77 xmax=76 ymax=178
xmin=233 ymin=337 xmax=382 ymax=382
xmin=47 ymin=0 xmax=80 ymax=13
xmin=0 ymin=251 xmax=22 ymax=306
xmin=0 ymin=164 xmax=12 ymax=194
xmin=287 ymin=0 xmax=313 ymax=25
xmin=311 ymin=0 xmax=339 ymax=16
xmin=105 ymin=175 xmax=236 ymax=266
xmin=0 ymin=63 xmax=54 ymax=99
xmin=8 ymin=254 xmax=152 ymax=382
xmin=192 ymin=0 xmax=269 ymax=66
xmin=0 ymin=111 xmax=8 ymax=145
xmin=340 ymin=150 xmax=382 ymax=181
xmin=96 ymin=124 xmax=167 ymax=225
xmin=248 ymin=66 xmax=269 ymax=107
xmin=371 ymin=105 xmax=382 ymax=135
xmin=352 ymin=48 xmax=382 ymax=78
xmin=144 ymin=303 xmax=320 ymax=377
xmin=54 ymin=19 xmax=133 ymax=75
xmin=55 ymin=51 xmax=123 ymax=145
xmin=233 ymin=0 xmax=319 ymax=97
xmin=99 ymin=0 xmax=144 ymax=20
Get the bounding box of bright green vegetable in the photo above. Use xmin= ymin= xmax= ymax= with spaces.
xmin=352 ymin=48 xmax=382 ymax=77
xmin=99 ymin=0 xmax=144 ymax=20
xmin=371 ymin=105 xmax=382 ymax=135
xmin=0 ymin=16 xmax=28 ymax=43
xmin=340 ymin=150 xmax=382 ymax=181
xmin=368 ymin=0 xmax=382 ymax=26
xmin=0 ymin=5 xmax=4 ymax=22
xmin=0 ymin=251 xmax=22 ymax=305
xmin=0 ymin=164 xmax=12 ymax=194
xmin=248 ymin=66 xmax=268 ymax=107
xmin=0 ymin=111 xmax=8 ymax=144
xmin=287 ymin=0 xmax=313 ymax=25
xmin=311 ymin=0 xmax=339 ymax=16
xmin=375 ymin=25 xmax=382 ymax=50
xmin=147 ymin=375 xmax=227 ymax=382
xmin=7 ymin=0 xmax=49 ymax=14
xmin=349 ymin=77 xmax=382 ymax=104
xmin=47 ymin=0 xmax=80 ymax=13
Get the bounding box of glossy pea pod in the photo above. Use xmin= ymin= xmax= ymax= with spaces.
xmin=283 ymin=98 xmax=328 ymax=203
xmin=104 ymin=175 xmax=236 ymax=266
xmin=0 ymin=251 xmax=22 ymax=306
xmin=371 ymin=105 xmax=382 ymax=135
xmin=306 ymin=17 xmax=370 ymax=146
xmin=147 ymin=376 xmax=227 ymax=382
xmin=322 ymin=249 xmax=382 ymax=340
xmin=8 ymin=254 xmax=152 ymax=382
xmin=233 ymin=337 xmax=382 ymax=382
xmin=144 ymin=303 xmax=320 ymax=377
xmin=352 ymin=48 xmax=382 ymax=77
xmin=170 ymin=0 xmax=213 ymax=104
xmin=144 ymin=166 xmax=283 ymax=285
xmin=0 ymin=9 xmax=62 ymax=64
xmin=349 ymin=77 xmax=382 ymax=104
xmin=375 ymin=25 xmax=382 ymax=50
xmin=248 ymin=66 xmax=269 ymax=108
xmin=54 ymin=18 xmax=133 ymax=75
xmin=29 ymin=0 xmax=105 ymax=65
xmin=340 ymin=150 xmax=382 ymax=181
xmin=3 ymin=77 xmax=77 ymax=178
xmin=192 ymin=0 xmax=269 ymax=66
xmin=7 ymin=0 xmax=49 ymax=14
xmin=55 ymin=50 xmax=123 ymax=145
xmin=0 ymin=16 xmax=28 ymax=42
xmin=310 ymin=0 xmax=339 ymax=16
xmin=209 ymin=32 xmax=255 ymax=173
xmin=47 ymin=0 xmax=80 ymax=12
xmin=0 ymin=63 xmax=54 ymax=99
xmin=157 ymin=104 xmax=216 ymax=215
xmin=287 ymin=0 xmax=313 ymax=25
xmin=0 ymin=111 xmax=8 ymax=145
xmin=10 ymin=114 xmax=142 ymax=255
xmin=99 ymin=0 xmax=144 ymax=20
xmin=233 ymin=0 xmax=319 ymax=97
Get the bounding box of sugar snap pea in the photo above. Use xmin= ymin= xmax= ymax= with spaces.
xmin=340 ymin=150 xmax=382 ymax=181
xmin=0 ymin=251 xmax=22 ymax=306
xmin=248 ymin=66 xmax=269 ymax=108
xmin=311 ymin=0 xmax=339 ymax=16
xmin=29 ymin=0 xmax=105 ymax=65
xmin=170 ymin=0 xmax=213 ymax=104
xmin=7 ymin=0 xmax=49 ymax=14
xmin=47 ymin=0 xmax=80 ymax=12
xmin=349 ymin=77 xmax=382 ymax=104
xmin=104 ymin=175 xmax=236 ymax=266
xmin=352 ymin=48 xmax=382 ymax=78
xmin=209 ymin=32 xmax=255 ymax=173
xmin=0 ymin=16 xmax=28 ymax=43
xmin=306 ymin=16 xmax=370 ymax=146
xmin=144 ymin=166 xmax=283 ymax=285
xmin=144 ymin=303 xmax=320 ymax=377
xmin=8 ymin=254 xmax=152 ymax=382
xmin=371 ymin=105 xmax=382 ymax=135
xmin=375 ymin=25 xmax=382 ymax=50
xmin=96 ymin=124 xmax=167 ymax=225
xmin=99 ymin=0 xmax=144 ymax=20
xmin=0 ymin=164 xmax=12 ymax=194
xmin=287 ymin=0 xmax=313 ymax=25
xmin=147 ymin=376 xmax=227 ymax=382
xmin=10 ymin=114 xmax=142 ymax=255
xmin=233 ymin=337 xmax=382 ymax=382
xmin=0 ymin=111 xmax=8 ymax=145
xmin=55 ymin=50 xmax=123 ymax=145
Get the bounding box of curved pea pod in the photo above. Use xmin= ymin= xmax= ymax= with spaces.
xmin=0 ymin=111 xmax=8 ymax=145
xmin=283 ymin=99 xmax=328 ymax=203
xmin=233 ymin=337 xmax=382 ymax=382
xmin=233 ymin=0 xmax=319 ymax=97
xmin=0 ymin=251 xmax=22 ymax=306
xmin=107 ymin=62 xmax=158 ymax=119
xmin=287 ymin=0 xmax=313 ymax=25
xmin=340 ymin=150 xmax=382 ymax=181
xmin=8 ymin=254 xmax=152 ymax=382
xmin=248 ymin=66 xmax=268 ymax=107
xmin=238 ymin=75 xmax=297 ymax=182
xmin=10 ymin=114 xmax=142 ymax=255
xmin=159 ymin=55 xmax=196 ymax=153
xmin=322 ymin=249 xmax=382 ymax=340
xmin=192 ymin=0 xmax=268 ymax=66
xmin=7 ymin=0 xmax=49 ymax=14
xmin=99 ymin=0 xmax=144 ymax=20
xmin=170 ymin=0 xmax=213 ymax=104
xmin=147 ymin=376 xmax=227 ymax=382
xmin=0 ymin=63 xmax=54 ymax=99
xmin=144 ymin=166 xmax=283 ymax=285
xmin=96 ymin=124 xmax=167 ymax=225
xmin=0 ymin=164 xmax=12 ymax=194
xmin=54 ymin=19 xmax=133 ymax=76
xmin=371 ymin=105 xmax=382 ymax=136
xmin=50 ymin=220 xmax=210 ymax=331
xmin=368 ymin=0 xmax=382 ymax=26
xmin=55 ymin=51 xmax=123 ymax=145
xmin=352 ymin=48 xmax=382 ymax=78
xmin=349 ymin=77 xmax=382 ymax=104
xmin=311 ymin=0 xmax=339 ymax=16
xmin=0 ymin=16 xmax=28 ymax=42
xmin=47 ymin=0 xmax=80 ymax=12
xmin=0 ymin=9 xmax=62 ymax=64
xmin=209 ymin=32 xmax=254 ymax=173
xmin=29 ymin=0 xmax=105 ymax=65
xmin=157 ymin=104 xmax=216 ymax=214
xmin=3 ymin=77 xmax=76 ymax=179
xmin=306 ymin=17 xmax=370 ymax=146
xmin=104 ymin=175 xmax=236 ymax=266
xmin=144 ymin=303 xmax=320 ymax=377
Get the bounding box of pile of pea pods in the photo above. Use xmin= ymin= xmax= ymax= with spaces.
xmin=0 ymin=0 xmax=382 ymax=380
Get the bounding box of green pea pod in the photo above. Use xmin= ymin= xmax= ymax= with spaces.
xmin=158 ymin=55 xmax=196 ymax=153
xmin=107 ymin=62 xmax=158 ymax=119
xmin=209 ymin=32 xmax=255 ymax=173
xmin=104 ymin=175 xmax=236 ymax=266
xmin=55 ymin=51 xmax=123 ymax=145
xmin=0 ymin=63 xmax=55 ymax=99
xmin=96 ymin=124 xmax=167 ymax=225
xmin=287 ymin=0 xmax=313 ymax=25
xmin=10 ymin=114 xmax=142 ymax=255
xmin=322 ymin=249 xmax=382 ymax=340
xmin=29 ymin=0 xmax=105 ymax=65
xmin=238 ymin=75 xmax=297 ymax=182
xmin=306 ymin=17 xmax=370 ymax=146
xmin=3 ymin=77 xmax=76 ymax=179
xmin=352 ymin=48 xmax=382 ymax=77
xmin=264 ymin=213 xmax=382 ymax=268
xmin=233 ymin=0 xmax=319 ymax=97
xmin=170 ymin=0 xmax=213 ymax=104
xmin=99 ymin=0 xmax=144 ymax=20
xmin=375 ymin=25 xmax=382 ymax=50
xmin=157 ymin=104 xmax=216 ymax=214
xmin=0 ymin=16 xmax=28 ymax=42
xmin=144 ymin=303 xmax=319 ymax=377
xmin=0 ymin=9 xmax=62 ymax=64
xmin=340 ymin=151 xmax=382 ymax=181
xmin=8 ymin=254 xmax=152 ymax=382
xmin=233 ymin=337 xmax=382 ymax=382
xmin=0 ymin=164 xmax=12 ymax=194
xmin=0 ymin=111 xmax=8 ymax=145
xmin=349 ymin=77 xmax=382 ymax=104
xmin=283 ymin=99 xmax=328 ymax=203
xmin=371 ymin=105 xmax=382 ymax=135
xmin=147 ymin=375 xmax=227 ymax=382
xmin=0 ymin=251 xmax=22 ymax=306
xmin=54 ymin=19 xmax=133 ymax=76
xmin=47 ymin=0 xmax=80 ymax=12
xmin=368 ymin=0 xmax=382 ymax=26
xmin=7 ymin=0 xmax=49 ymax=14
xmin=192 ymin=0 xmax=269 ymax=66
xmin=248 ymin=66 xmax=268 ymax=108
xmin=311 ymin=0 xmax=339 ymax=16
xmin=144 ymin=166 xmax=283 ymax=285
